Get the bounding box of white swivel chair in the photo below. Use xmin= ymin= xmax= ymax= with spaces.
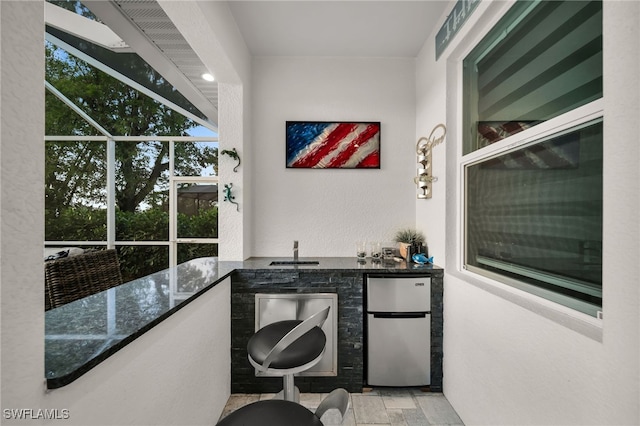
xmin=247 ymin=306 xmax=330 ymax=402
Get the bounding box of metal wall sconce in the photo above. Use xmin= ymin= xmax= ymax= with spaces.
xmin=415 ymin=124 xmax=446 ymax=199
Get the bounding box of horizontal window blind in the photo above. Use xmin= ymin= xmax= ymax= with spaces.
xmin=465 ymin=119 xmax=603 ymax=316
xmin=464 ymin=1 xmax=602 ymax=154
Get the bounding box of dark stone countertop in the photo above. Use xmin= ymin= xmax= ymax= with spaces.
xmin=45 ymin=256 xmax=442 ymax=389
xmin=241 ymin=257 xmax=443 ymax=274
xmin=45 ymin=257 xmax=237 ymax=389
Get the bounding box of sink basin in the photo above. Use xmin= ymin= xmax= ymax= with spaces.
xmin=269 ymin=261 xmax=320 ymax=266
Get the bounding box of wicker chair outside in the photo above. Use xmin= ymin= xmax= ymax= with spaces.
xmin=45 ymin=249 xmax=124 ymax=311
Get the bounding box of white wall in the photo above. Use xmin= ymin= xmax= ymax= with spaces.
xmin=251 ymin=56 xmax=417 ymax=257
xmin=415 ymin=1 xmax=640 ymax=424
xmin=415 ymin=20 xmax=448 ymax=265
xmin=1 ymin=0 xmax=47 ymax=418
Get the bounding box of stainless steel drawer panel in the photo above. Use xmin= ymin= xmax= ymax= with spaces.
xmin=367 ymin=277 xmax=431 ymax=312
xmin=367 ymin=313 xmax=431 ymax=386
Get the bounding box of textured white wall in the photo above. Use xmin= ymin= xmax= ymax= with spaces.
xmin=251 ymin=56 xmax=417 ymax=257
xmin=415 ymin=21 xmax=448 ymax=265
xmin=218 ymin=82 xmax=249 ymax=261
xmin=415 ymin=1 xmax=640 ymax=425
xmin=0 ymin=0 xmax=47 ymax=417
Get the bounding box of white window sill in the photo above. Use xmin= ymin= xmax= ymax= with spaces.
xmin=447 ymin=267 xmax=603 ymax=342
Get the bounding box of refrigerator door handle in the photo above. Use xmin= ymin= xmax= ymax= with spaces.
xmin=371 ymin=312 xmax=430 ymax=319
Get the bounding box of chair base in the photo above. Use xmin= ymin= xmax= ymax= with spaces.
xmin=273 ymin=385 xmax=300 ymax=403
xmin=248 ymin=348 xmax=326 ymax=403
xmin=269 ymin=374 xmax=299 ymax=402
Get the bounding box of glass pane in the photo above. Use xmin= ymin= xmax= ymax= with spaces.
xmin=116 ymin=245 xmax=169 ymax=283
xmin=45 ymin=140 xmax=107 ymax=241
xmin=177 ymin=244 xmax=219 ymax=271
xmin=45 ymin=22 xmax=208 ymax=122
xmin=174 ymin=141 xmax=219 ymax=177
xmin=45 ymin=85 xmax=102 ymax=136
xmin=45 ymin=38 xmax=201 ymax=138
xmin=177 ymin=183 xmax=218 ymax=239
xmin=463 ymin=0 xmax=602 ymax=154
xmin=115 ymin=141 xmax=170 ymax=239
xmin=465 ymin=120 xmax=603 ymax=311
xmin=116 ymin=210 xmax=169 ymax=242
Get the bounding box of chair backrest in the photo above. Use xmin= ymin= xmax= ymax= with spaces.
xmin=45 ymin=249 xmax=123 ymax=310
xmin=262 ymin=306 xmax=330 ymax=369
xmin=315 ymin=388 xmax=350 ymax=423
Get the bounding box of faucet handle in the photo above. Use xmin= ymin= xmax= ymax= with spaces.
xmin=294 ymin=240 xmax=298 ymax=248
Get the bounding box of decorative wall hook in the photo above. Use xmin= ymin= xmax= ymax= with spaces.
xmin=223 ymin=183 xmax=239 ymax=212
xmin=221 ymin=148 xmax=241 ymax=172
xmin=415 ymin=124 xmax=446 ymax=199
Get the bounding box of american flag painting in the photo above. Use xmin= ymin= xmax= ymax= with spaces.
xmin=286 ymin=121 xmax=381 ymax=168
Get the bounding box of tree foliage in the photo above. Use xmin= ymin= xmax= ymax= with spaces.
xmin=45 ymin=207 xmax=218 ymax=281
xmin=45 ymin=39 xmax=217 ymax=214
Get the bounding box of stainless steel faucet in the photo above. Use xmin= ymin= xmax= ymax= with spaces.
xmin=293 ymin=240 xmax=299 ymax=261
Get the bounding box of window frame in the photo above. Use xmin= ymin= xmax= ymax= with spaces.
xmin=455 ymin=1 xmax=604 ymax=320
xmin=44 ymin=135 xmax=219 ymax=278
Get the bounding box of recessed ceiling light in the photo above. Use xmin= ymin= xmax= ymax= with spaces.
xmin=202 ymin=73 xmax=215 ymax=82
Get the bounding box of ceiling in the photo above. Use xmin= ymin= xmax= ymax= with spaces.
xmin=57 ymin=1 xmax=450 ymax=127
xmin=227 ymin=1 xmax=449 ymax=57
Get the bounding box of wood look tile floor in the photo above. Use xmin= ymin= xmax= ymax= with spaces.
xmin=219 ymin=388 xmax=464 ymax=425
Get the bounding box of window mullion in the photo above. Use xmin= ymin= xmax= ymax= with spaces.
xmin=169 ymin=140 xmax=177 ymax=268
xmin=462 ymin=98 xmax=603 ymax=167
xmin=107 ymin=138 xmax=116 ymax=249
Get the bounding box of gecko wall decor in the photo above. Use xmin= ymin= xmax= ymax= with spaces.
xmin=221 ymin=148 xmax=241 ymax=172
xmin=223 ymin=183 xmax=239 ymax=212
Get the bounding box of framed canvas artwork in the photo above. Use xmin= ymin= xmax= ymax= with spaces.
xmin=285 ymin=121 xmax=381 ymax=168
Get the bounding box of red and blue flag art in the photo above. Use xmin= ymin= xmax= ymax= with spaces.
xmin=286 ymin=121 xmax=381 ymax=168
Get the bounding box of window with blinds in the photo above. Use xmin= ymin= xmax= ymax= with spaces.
xmin=465 ymin=119 xmax=603 ymax=315
xmin=463 ymin=0 xmax=602 ymax=155
xmin=461 ymin=0 xmax=603 ymax=317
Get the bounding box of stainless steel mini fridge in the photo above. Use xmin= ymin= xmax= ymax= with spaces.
xmin=366 ymin=275 xmax=431 ymax=387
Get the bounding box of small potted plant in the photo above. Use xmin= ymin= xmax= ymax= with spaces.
xmin=394 ymin=228 xmax=426 ymax=260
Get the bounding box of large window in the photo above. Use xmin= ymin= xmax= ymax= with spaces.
xmin=462 ymin=0 xmax=603 ymax=317
xmin=45 ymin=138 xmax=219 ymax=283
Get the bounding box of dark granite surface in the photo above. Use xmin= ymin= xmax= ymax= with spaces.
xmin=242 ymin=256 xmax=443 ymax=273
xmin=45 ymin=256 xmax=443 ymax=389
